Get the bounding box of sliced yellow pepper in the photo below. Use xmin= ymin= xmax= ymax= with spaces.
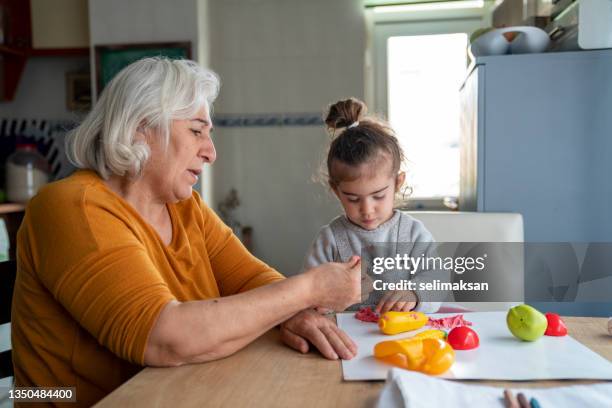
xmin=374 ymin=330 xmax=446 ymax=370
xmin=378 ymin=311 xmax=428 ymax=335
xmin=374 ymin=337 xmax=455 ymax=375
xmin=373 ymin=329 xmax=446 ymax=358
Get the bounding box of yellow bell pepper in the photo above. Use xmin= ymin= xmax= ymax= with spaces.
xmin=374 ymin=329 xmax=446 ymax=359
xmin=413 ymin=329 xmax=447 ymax=340
xmin=378 ymin=311 xmax=428 ymax=335
xmin=374 ymin=337 xmax=455 ymax=375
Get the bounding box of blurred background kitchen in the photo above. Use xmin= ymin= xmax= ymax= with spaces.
xmin=0 ymin=0 xmax=611 ymax=316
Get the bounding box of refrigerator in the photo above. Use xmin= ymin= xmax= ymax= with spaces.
xmin=459 ymin=49 xmax=612 ymax=316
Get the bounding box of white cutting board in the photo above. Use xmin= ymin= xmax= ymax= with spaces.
xmin=338 ymin=311 xmax=612 ymax=381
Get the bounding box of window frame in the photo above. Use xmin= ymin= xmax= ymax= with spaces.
xmin=369 ymin=7 xmax=488 ymax=210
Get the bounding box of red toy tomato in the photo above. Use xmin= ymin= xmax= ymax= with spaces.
xmin=544 ymin=313 xmax=568 ymax=336
xmin=447 ymin=326 xmax=479 ymax=350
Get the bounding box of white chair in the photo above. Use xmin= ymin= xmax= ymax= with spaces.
xmin=405 ymin=211 xmax=524 ymax=312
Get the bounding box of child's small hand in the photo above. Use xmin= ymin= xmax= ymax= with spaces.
xmin=375 ymin=290 xmax=418 ymax=314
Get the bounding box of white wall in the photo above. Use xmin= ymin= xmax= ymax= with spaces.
xmin=88 ymin=0 xmax=200 ymax=96
xmin=0 ymin=57 xmax=89 ymax=121
xmin=196 ymin=0 xmax=214 ymax=204
xmin=208 ymin=0 xmax=365 ymax=276
xmin=87 ymin=0 xmax=199 ymax=46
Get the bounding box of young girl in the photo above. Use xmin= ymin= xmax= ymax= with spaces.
xmin=303 ymin=98 xmax=446 ymax=314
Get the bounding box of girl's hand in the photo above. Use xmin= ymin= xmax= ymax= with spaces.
xmin=375 ymin=290 xmax=418 ymax=314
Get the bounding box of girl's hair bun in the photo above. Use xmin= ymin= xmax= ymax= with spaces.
xmin=324 ymin=98 xmax=367 ymax=130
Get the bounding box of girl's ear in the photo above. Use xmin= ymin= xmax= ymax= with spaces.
xmin=396 ymin=172 xmax=406 ymax=190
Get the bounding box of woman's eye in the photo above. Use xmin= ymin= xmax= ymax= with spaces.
xmin=373 ymin=195 xmax=385 ymax=200
xmin=191 ymin=129 xmax=202 ymax=136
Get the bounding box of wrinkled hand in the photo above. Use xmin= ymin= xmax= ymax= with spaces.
xmin=315 ymin=268 xmax=372 ymax=314
xmin=280 ymin=309 xmax=357 ymax=360
xmin=307 ymin=256 xmax=362 ymax=311
xmin=375 ymin=290 xmax=418 ymax=314
xmin=361 ymin=272 xmax=374 ymax=303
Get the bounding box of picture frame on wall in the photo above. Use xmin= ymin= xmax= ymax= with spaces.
xmin=94 ymin=42 xmax=191 ymax=96
xmin=65 ymin=72 xmax=92 ymax=111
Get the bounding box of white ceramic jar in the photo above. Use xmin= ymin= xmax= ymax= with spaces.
xmin=6 ymin=143 xmax=50 ymax=203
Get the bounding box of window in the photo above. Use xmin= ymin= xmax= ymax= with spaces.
xmin=371 ymin=8 xmax=486 ymax=207
xmin=387 ymin=33 xmax=467 ymax=199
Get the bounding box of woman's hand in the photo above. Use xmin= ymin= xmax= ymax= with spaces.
xmin=280 ymin=309 xmax=357 ymax=360
xmin=144 ymin=257 xmax=362 ymax=367
xmin=375 ymin=290 xmax=418 ymax=313
xmin=306 ymin=256 xmax=362 ymax=311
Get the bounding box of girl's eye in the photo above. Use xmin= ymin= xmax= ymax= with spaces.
xmin=347 ymin=197 xmax=359 ymax=203
xmin=373 ymin=195 xmax=385 ymax=200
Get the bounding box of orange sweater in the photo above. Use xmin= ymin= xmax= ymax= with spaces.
xmin=12 ymin=170 xmax=284 ymax=407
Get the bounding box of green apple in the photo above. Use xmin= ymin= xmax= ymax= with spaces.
xmin=506 ymin=305 xmax=547 ymax=341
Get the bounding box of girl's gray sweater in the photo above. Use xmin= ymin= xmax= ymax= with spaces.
xmin=303 ymin=210 xmax=448 ymax=313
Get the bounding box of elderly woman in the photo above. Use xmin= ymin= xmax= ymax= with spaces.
xmin=11 ymin=58 xmax=362 ymax=406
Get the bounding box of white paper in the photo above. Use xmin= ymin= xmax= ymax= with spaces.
xmin=338 ymin=311 xmax=612 ymax=381
xmin=377 ymin=368 xmax=612 ymax=408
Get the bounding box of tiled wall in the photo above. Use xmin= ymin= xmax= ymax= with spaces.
xmin=88 ymin=0 xmax=200 ymax=98
xmin=209 ymin=0 xmax=365 ymax=275
xmin=209 ymin=0 xmax=364 ymax=115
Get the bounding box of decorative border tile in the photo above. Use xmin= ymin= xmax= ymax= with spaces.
xmin=0 ymin=112 xmax=324 ymax=181
xmin=213 ymin=113 xmax=323 ymax=127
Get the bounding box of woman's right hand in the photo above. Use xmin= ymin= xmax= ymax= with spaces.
xmin=306 ymin=256 xmax=362 ymax=311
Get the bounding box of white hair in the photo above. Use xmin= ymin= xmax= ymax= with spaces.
xmin=65 ymin=57 xmax=220 ymax=179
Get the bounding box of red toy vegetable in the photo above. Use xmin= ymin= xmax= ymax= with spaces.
xmin=355 ymin=307 xmax=380 ymax=323
xmin=544 ymin=313 xmax=568 ymax=336
xmin=447 ymin=326 xmax=480 ymax=350
xmin=427 ymin=314 xmax=473 ymax=330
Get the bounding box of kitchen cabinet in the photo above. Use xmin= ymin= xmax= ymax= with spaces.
xmin=30 ymin=0 xmax=89 ymax=49
xmin=0 ymin=0 xmax=88 ymax=101
xmin=460 ymin=49 xmax=612 ymax=242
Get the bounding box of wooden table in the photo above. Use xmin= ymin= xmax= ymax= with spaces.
xmin=95 ymin=317 xmax=612 ymax=407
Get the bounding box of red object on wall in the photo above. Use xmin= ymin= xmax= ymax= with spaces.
xmin=0 ymin=0 xmax=87 ymax=101
xmin=0 ymin=0 xmax=31 ymax=100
